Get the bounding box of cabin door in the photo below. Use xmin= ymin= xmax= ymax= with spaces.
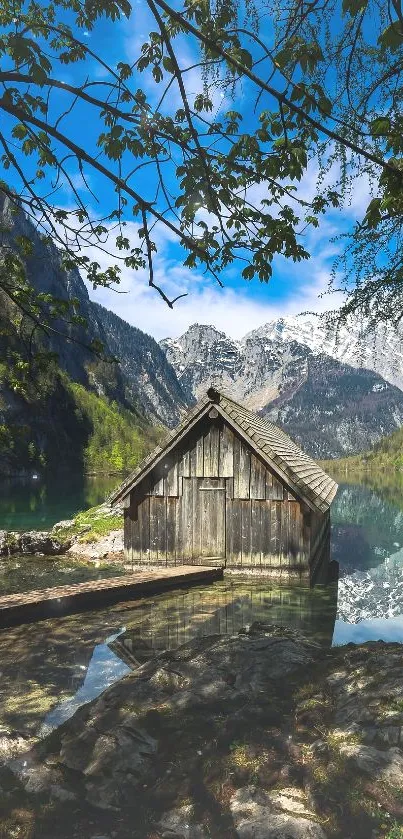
xmin=198 ymin=477 xmax=226 ymax=562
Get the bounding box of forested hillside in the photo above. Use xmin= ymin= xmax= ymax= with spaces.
xmin=0 ymin=193 xmax=174 ymax=476
xmin=0 ymin=357 xmax=160 ymax=476
xmin=323 ymin=426 xmax=403 ymax=474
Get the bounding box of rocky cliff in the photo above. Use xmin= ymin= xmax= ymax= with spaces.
xmin=0 ymin=192 xmax=189 ymax=428
xmin=93 ymin=302 xmax=189 ymax=426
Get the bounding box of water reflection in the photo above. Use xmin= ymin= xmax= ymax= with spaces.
xmin=109 ymin=579 xmax=338 ymax=669
xmin=40 ymin=629 xmax=131 ymax=735
xmin=0 ymin=576 xmax=338 ymax=738
xmin=3 ymin=472 xmax=403 ymax=740
xmin=0 ymin=473 xmax=121 ymax=531
xmin=331 ymin=481 xmax=403 ymax=572
xmin=333 ymin=615 xmax=403 ymax=645
xmin=330 ymin=478 xmax=403 ymax=623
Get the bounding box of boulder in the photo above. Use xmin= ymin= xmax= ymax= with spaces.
xmin=230 ymin=786 xmax=326 ymax=838
xmin=158 ymin=805 xmax=207 ymax=838
xmin=0 ymin=528 xmax=74 ymax=556
xmin=19 ymin=530 xmax=71 ymax=555
xmin=0 ymin=530 xmax=20 ymax=555
xmin=6 ymin=630 xmax=403 ymax=838
xmin=51 ymin=519 xmax=76 ymax=531
xmin=67 ymin=529 xmax=124 ymax=559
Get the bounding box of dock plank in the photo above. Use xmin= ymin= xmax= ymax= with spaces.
xmin=0 ymin=565 xmax=223 ymax=627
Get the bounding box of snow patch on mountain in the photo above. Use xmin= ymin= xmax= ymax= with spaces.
xmin=246 ymin=314 xmax=403 ymax=391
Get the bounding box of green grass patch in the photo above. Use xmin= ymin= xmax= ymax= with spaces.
xmin=52 ymin=502 xmax=123 ymax=544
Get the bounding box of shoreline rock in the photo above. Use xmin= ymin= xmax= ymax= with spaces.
xmin=0 ymin=502 xmax=124 ymax=560
xmin=66 ymin=528 xmax=123 ymax=560
xmin=3 ymin=626 xmax=403 ymax=838
xmin=0 ymin=528 xmax=73 ymax=557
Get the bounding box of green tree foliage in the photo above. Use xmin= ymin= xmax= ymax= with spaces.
xmin=68 ymin=380 xmax=157 ymax=473
xmin=0 ymin=364 xmax=158 ymax=475
xmin=0 ymin=0 xmax=403 ymax=335
xmin=324 ymin=424 xmax=403 ymax=473
xmin=0 ymin=288 xmax=158 ymax=476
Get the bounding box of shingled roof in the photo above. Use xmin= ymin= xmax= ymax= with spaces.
xmin=110 ymin=388 xmax=338 ymax=514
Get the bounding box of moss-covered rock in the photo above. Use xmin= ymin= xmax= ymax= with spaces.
xmin=0 ymin=501 xmax=124 ymax=559
xmin=52 ymin=501 xmax=123 ymax=546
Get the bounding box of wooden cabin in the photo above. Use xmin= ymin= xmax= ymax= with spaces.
xmin=111 ymin=388 xmax=338 ymax=582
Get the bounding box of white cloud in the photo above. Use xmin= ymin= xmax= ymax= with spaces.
xmin=89 ymin=263 xmax=344 ymax=341
xmin=85 ymin=216 xmax=345 ymax=341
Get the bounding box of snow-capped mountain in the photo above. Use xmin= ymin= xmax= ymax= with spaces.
xmin=161 ymin=321 xmax=403 ymax=458
xmin=160 ymin=324 xmax=311 ymax=410
xmin=246 ymin=313 xmax=403 ymax=391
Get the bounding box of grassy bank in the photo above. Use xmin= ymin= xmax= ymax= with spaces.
xmin=53 ymin=502 xmax=123 ymax=545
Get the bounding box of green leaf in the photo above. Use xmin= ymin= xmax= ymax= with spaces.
xmin=152 ymin=65 xmax=163 ymax=83
xmin=162 ymin=56 xmax=174 ymax=73
xmin=11 ymin=124 xmax=28 ymax=140
xmin=370 ymin=117 xmax=391 ymax=136
xmin=117 ymin=62 xmax=132 ymax=80
xmin=239 ymin=48 xmax=253 ymax=69
xmin=378 ymin=22 xmax=403 ymax=51
xmin=342 ymin=0 xmax=367 ymax=15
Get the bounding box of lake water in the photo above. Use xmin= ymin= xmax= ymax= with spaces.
xmin=1 ymin=471 xmax=403 ymax=739
xmin=0 ymin=473 xmax=121 ymax=531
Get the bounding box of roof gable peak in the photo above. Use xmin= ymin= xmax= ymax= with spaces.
xmin=110 ymin=387 xmax=338 ymax=513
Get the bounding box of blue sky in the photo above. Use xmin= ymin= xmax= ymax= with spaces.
xmin=3 ymin=3 xmax=375 ymax=340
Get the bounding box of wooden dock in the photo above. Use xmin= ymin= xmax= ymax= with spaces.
xmin=0 ymin=565 xmax=223 ymax=628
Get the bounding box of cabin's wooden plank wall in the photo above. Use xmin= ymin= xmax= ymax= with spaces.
xmin=125 ymin=417 xmax=319 ymax=574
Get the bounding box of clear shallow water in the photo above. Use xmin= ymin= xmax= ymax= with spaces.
xmin=0 ymin=554 xmax=126 ymax=595
xmin=0 ymin=473 xmax=121 ymax=531
xmin=0 ymin=579 xmax=338 ymax=738
xmin=2 ymin=472 xmax=403 ymax=738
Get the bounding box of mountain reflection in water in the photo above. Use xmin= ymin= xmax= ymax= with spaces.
xmin=331 ymin=478 xmax=403 ymax=623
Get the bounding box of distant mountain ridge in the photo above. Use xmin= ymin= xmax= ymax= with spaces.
xmin=161 ymin=322 xmax=403 ymax=458
xmin=245 ymin=313 xmax=403 ymax=392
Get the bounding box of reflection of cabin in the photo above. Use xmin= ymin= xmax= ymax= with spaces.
xmin=109 ymin=578 xmax=338 ymax=666
xmin=111 ymin=388 xmax=338 ymax=582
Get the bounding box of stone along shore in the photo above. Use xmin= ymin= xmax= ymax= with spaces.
xmin=2 ymin=625 xmax=403 ymax=839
